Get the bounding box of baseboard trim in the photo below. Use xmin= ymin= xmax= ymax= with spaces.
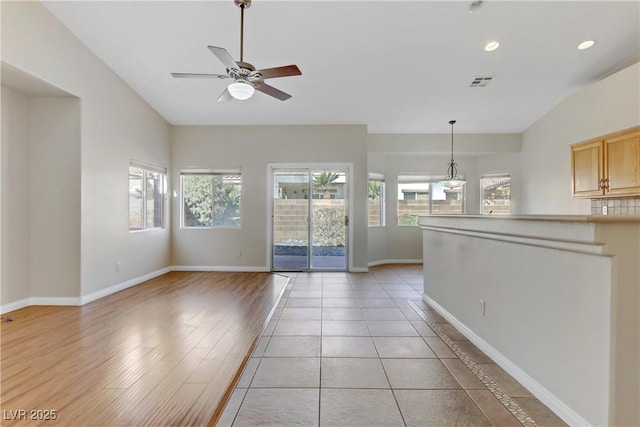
xmin=1 ymin=298 xmax=32 ymax=314
xmin=31 ymin=296 xmax=82 ymax=305
xmin=368 ymin=259 xmax=423 ymax=267
xmin=422 ymin=293 xmax=591 ymax=427
xmin=2 ymin=296 xmax=83 ymax=314
xmin=80 ymin=267 xmax=172 ymax=305
xmin=1 ymin=267 xmax=173 ymax=314
xmin=171 ymin=265 xmax=270 ymax=272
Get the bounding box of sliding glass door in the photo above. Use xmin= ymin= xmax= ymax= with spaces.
xmin=309 ymin=170 xmax=347 ymax=270
xmin=273 ymin=169 xmax=310 ymax=270
xmin=272 ymin=168 xmax=348 ymax=271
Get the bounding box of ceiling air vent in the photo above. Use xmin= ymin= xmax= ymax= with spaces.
xmin=470 ymin=76 xmax=493 ymax=87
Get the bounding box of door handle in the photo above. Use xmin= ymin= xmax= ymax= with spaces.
xmin=345 ymin=215 xmax=349 ymax=226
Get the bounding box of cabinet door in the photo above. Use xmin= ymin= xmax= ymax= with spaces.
xmin=571 ymin=140 xmax=603 ymax=197
xmin=604 ymin=129 xmax=640 ymax=196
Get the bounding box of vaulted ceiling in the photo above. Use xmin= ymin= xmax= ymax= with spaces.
xmin=42 ymin=1 xmax=639 ymax=134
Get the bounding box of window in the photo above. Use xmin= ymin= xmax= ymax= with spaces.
xmin=397 ymin=176 xmax=430 ymax=226
xmin=129 ymin=163 xmax=166 ymax=231
xmin=181 ymin=172 xmax=242 ymax=228
xmin=397 ymin=175 xmax=464 ymax=225
xmin=368 ymin=173 xmax=385 ymax=227
xmin=430 ymin=182 xmax=464 ymax=215
xmin=481 ymin=174 xmax=511 ymax=215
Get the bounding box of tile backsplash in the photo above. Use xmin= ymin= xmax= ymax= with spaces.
xmin=591 ymin=197 xmax=640 ymax=215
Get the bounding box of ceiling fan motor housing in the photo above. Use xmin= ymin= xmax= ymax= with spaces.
xmin=234 ymin=0 xmax=251 ymax=9
xmin=229 ymin=65 xmax=262 ymax=84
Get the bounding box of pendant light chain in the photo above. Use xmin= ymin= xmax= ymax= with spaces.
xmin=447 ymin=120 xmax=458 ymax=179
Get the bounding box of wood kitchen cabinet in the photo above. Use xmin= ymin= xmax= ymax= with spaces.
xmin=571 ymin=127 xmax=640 ymax=198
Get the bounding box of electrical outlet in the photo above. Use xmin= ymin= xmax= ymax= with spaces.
xmin=480 ymin=299 xmax=486 ymax=316
xmin=236 ymin=249 xmax=242 ymax=258
xmin=602 ymin=205 xmax=608 ymax=215
xmin=116 ymin=261 xmax=121 ymax=272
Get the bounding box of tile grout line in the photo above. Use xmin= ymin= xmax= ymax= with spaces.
xmin=317 ymin=273 xmax=325 ymax=427
xmin=374 ymin=276 xmax=410 ymax=427
xmin=406 ymin=300 xmax=538 ymax=427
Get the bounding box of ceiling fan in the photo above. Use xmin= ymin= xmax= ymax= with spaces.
xmin=171 ymin=0 xmax=301 ymax=102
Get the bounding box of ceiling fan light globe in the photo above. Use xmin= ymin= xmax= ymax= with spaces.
xmin=228 ymin=81 xmax=255 ymax=100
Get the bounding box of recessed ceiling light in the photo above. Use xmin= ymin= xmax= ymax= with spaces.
xmin=467 ymin=1 xmax=485 ymax=13
xmin=484 ymin=41 xmax=500 ymax=52
xmin=577 ymin=40 xmax=596 ymax=50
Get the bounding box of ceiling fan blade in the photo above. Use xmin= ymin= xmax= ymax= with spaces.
xmin=171 ymin=72 xmax=229 ymax=79
xmin=257 ymin=65 xmax=302 ymax=80
xmin=217 ymin=87 xmax=233 ymax=102
xmin=255 ymin=82 xmax=292 ymax=101
xmin=208 ymin=46 xmax=239 ymax=70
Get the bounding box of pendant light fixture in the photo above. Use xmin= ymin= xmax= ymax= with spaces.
xmin=440 ymin=120 xmax=467 ymax=189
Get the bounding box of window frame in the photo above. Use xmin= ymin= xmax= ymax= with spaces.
xmin=180 ymin=171 xmax=242 ymax=229
xmin=480 ymin=173 xmax=511 ymax=215
xmin=129 ymin=162 xmax=166 ymax=232
xmin=368 ymin=173 xmax=386 ymax=227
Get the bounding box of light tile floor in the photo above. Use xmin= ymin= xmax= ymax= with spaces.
xmin=217 ymin=265 xmax=567 ymax=427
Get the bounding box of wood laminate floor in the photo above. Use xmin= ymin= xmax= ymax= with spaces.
xmin=0 ymin=271 xmax=288 ymax=427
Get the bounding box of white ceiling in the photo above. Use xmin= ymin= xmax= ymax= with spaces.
xmin=42 ymin=1 xmax=640 ymax=134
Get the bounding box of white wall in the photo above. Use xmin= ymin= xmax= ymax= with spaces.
xmin=171 ymin=125 xmax=368 ymax=271
xmin=1 ymin=1 xmax=171 ymax=305
xmin=1 ymin=87 xmax=31 ymax=306
xmin=29 ymin=97 xmax=81 ymax=299
xmin=520 ymin=62 xmax=640 ymax=214
xmin=597 ymin=223 xmax=640 ymax=426
xmin=1 ymin=86 xmax=82 ymax=308
xmin=420 ymin=216 xmax=623 ymax=426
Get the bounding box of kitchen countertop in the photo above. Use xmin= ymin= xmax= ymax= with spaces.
xmin=419 ymin=214 xmax=640 ymax=223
